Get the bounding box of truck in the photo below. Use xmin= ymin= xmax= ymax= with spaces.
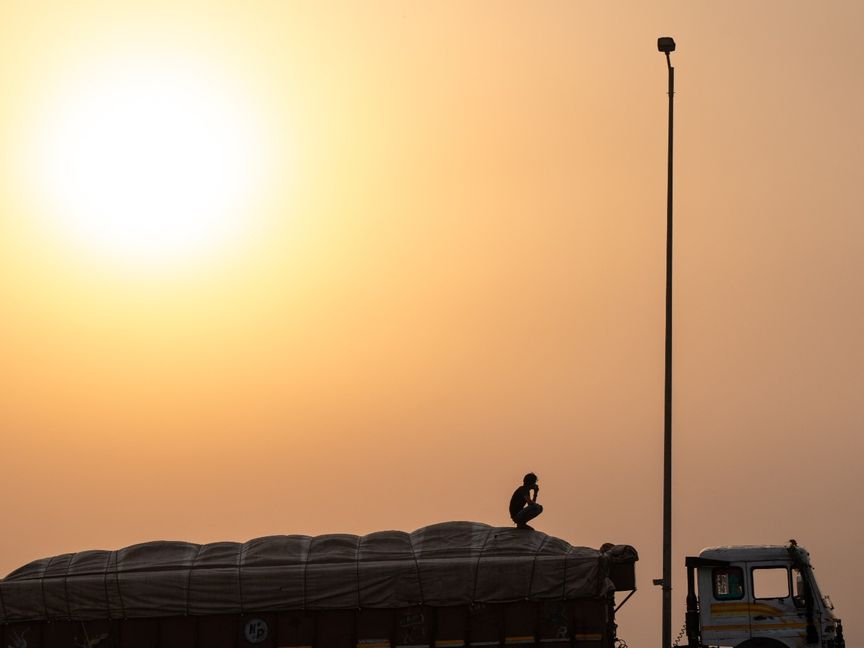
xmin=0 ymin=522 xmax=843 ymax=648
xmin=684 ymin=541 xmax=845 ymax=648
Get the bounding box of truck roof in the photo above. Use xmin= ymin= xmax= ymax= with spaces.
xmin=699 ymin=545 xmax=808 ymax=563
xmin=0 ymin=521 xmax=638 ymax=623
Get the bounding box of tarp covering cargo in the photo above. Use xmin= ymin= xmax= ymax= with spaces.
xmin=0 ymin=521 xmax=637 ymax=623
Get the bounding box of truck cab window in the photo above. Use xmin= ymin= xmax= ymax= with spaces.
xmin=712 ymin=567 xmax=744 ymax=600
xmin=752 ymin=567 xmax=790 ymax=600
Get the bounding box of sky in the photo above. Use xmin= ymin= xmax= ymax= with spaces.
xmin=1 ymin=1 xmax=863 ymax=646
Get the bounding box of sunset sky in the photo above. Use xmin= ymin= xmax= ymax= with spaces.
xmin=1 ymin=1 xmax=862 ymax=645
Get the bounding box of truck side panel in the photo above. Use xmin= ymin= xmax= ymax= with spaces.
xmin=1 ymin=599 xmax=616 ymax=648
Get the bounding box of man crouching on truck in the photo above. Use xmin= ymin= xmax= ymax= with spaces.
xmin=509 ymin=472 xmax=542 ymax=530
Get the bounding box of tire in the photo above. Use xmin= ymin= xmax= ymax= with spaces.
xmin=735 ymin=639 xmax=791 ymax=648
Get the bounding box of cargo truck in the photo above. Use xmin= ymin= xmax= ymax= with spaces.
xmin=0 ymin=523 xmax=844 ymax=648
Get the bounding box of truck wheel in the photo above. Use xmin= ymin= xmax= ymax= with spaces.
xmin=735 ymin=640 xmax=790 ymax=648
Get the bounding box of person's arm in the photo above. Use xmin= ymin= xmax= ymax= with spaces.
xmin=531 ymin=485 xmax=539 ymax=503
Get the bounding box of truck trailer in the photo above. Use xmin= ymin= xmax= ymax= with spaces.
xmin=0 ymin=522 xmax=638 ymax=648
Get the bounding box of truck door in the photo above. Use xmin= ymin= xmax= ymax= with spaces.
xmin=749 ymin=563 xmax=809 ymax=646
xmin=698 ymin=564 xmax=751 ymax=647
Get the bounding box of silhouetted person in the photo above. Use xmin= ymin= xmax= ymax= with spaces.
xmin=509 ymin=472 xmax=542 ymax=530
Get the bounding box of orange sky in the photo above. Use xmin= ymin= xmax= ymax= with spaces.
xmin=1 ymin=2 xmax=862 ymax=645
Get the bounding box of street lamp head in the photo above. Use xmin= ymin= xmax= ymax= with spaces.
xmin=657 ymin=37 xmax=676 ymax=53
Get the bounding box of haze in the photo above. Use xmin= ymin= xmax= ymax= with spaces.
xmin=1 ymin=2 xmax=862 ymax=646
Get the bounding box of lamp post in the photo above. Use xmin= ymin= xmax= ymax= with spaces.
xmin=657 ymin=35 xmax=676 ymax=648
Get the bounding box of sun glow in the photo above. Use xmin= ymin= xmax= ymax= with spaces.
xmin=27 ymin=52 xmax=269 ymax=268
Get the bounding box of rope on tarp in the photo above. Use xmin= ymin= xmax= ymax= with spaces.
xmin=471 ymin=526 xmax=496 ymax=602
xmin=0 ymin=566 xmax=7 ymax=620
xmin=355 ymin=535 xmax=363 ymax=609
xmin=102 ymin=553 xmax=110 ymax=620
xmin=238 ymin=541 xmax=248 ymax=615
xmin=527 ymin=535 xmax=550 ymax=598
xmin=101 ymin=552 xmax=114 ymax=620
xmin=185 ymin=544 xmax=203 ymax=617
xmin=108 ymin=552 xmax=120 ymax=619
xmin=114 ymin=550 xmax=126 ymax=620
xmin=64 ymin=552 xmax=73 ymax=620
xmin=407 ymin=530 xmax=425 ymax=605
xmin=561 ymin=545 xmax=573 ymax=599
xmin=41 ymin=554 xmax=55 ymax=620
xmin=301 ymin=536 xmax=312 ymax=610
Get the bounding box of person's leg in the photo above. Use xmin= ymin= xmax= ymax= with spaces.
xmin=522 ymin=503 xmax=543 ymax=522
xmin=513 ymin=504 xmax=543 ymax=528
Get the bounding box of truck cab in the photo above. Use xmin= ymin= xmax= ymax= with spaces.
xmin=684 ymin=542 xmax=844 ymax=648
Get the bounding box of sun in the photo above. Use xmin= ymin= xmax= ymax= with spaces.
xmin=28 ymin=52 xmax=268 ymax=268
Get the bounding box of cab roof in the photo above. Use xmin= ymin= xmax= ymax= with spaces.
xmin=699 ymin=545 xmax=808 ymax=563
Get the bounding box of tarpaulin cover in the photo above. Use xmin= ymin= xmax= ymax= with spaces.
xmin=0 ymin=522 xmax=637 ymax=622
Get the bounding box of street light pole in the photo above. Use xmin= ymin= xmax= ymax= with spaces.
xmin=657 ymin=35 xmax=676 ymax=648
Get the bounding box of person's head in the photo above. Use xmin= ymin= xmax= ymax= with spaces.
xmin=523 ymin=472 xmax=538 ymax=487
